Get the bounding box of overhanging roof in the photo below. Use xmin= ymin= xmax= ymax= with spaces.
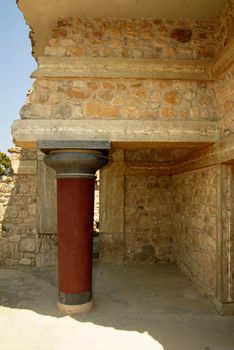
xmin=17 ymin=0 xmax=226 ymax=58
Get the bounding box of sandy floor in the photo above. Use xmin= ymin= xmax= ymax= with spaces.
xmin=0 ymin=264 xmax=233 ymax=350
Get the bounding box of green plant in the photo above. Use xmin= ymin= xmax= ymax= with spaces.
xmin=0 ymin=152 xmax=11 ymax=176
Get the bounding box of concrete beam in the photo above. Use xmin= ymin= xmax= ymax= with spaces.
xmin=12 ymin=119 xmax=219 ymax=148
xmin=32 ymin=56 xmax=212 ymax=81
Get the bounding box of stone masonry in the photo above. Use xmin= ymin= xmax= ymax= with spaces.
xmin=172 ymin=166 xmax=218 ymax=297
xmin=0 ymin=149 xmax=37 ymax=266
xmin=44 ymin=17 xmax=215 ymax=60
xmin=124 ymin=149 xmax=173 ymax=265
xmin=22 ymin=78 xmax=217 ymax=123
xmin=20 ymin=14 xmax=219 ymax=124
xmin=125 ymin=174 xmax=172 ymax=264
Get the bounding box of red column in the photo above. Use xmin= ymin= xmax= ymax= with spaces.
xmin=40 ymin=142 xmax=110 ymax=314
xmin=57 ymin=178 xmax=95 ymax=313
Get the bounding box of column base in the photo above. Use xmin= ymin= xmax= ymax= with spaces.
xmin=57 ymin=299 xmax=94 ymax=314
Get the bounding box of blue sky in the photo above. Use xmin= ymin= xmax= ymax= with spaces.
xmin=0 ymin=1 xmax=36 ymax=154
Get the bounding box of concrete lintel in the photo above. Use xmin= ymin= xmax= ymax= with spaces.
xmin=12 ymin=119 xmax=219 ymax=148
xmin=32 ymin=56 xmax=212 ymax=81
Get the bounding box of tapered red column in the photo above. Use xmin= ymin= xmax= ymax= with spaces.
xmin=40 ymin=141 xmax=110 ymax=313
xmin=57 ymin=178 xmax=95 ymax=312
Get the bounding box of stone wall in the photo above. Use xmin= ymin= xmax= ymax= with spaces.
xmin=124 ymin=149 xmax=173 ymax=264
xmin=99 ymin=148 xmax=176 ymax=265
xmin=214 ymin=64 xmax=234 ymax=136
xmin=19 ymin=15 xmax=219 ymax=124
xmin=214 ymin=0 xmax=234 ymax=54
xmin=171 ymin=166 xmax=218 ymax=297
xmin=0 ymin=152 xmax=37 ymax=266
xmin=125 ymin=175 xmax=173 ymax=264
xmin=44 ymin=17 xmax=215 ymax=60
xmin=21 ymin=78 xmax=217 ymax=123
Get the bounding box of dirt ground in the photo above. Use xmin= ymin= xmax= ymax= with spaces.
xmin=0 ymin=264 xmax=233 ymax=350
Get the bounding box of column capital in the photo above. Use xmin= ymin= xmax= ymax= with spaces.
xmin=39 ymin=140 xmax=110 ymax=179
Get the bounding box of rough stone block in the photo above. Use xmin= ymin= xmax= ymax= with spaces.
xmin=20 ymin=238 xmax=35 ymax=253
xmin=19 ymin=258 xmax=32 ymax=265
xmin=85 ymin=101 xmax=119 ymax=119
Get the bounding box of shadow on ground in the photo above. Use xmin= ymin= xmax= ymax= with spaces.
xmin=0 ymin=264 xmax=234 ymax=350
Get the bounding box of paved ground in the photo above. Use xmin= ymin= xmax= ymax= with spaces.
xmin=0 ymin=264 xmax=233 ymax=350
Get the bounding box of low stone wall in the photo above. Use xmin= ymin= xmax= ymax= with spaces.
xmin=0 ymin=173 xmax=37 ymax=266
xmin=172 ymin=166 xmax=218 ymax=297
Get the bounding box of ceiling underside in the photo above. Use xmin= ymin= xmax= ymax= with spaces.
xmin=18 ymin=0 xmax=226 ymax=21
xmin=17 ymin=0 xmax=226 ymax=57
